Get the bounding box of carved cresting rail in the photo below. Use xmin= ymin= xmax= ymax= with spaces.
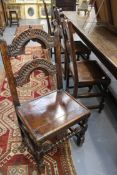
xmin=15 ymin=59 xmax=56 ymax=87
xmin=8 ymin=28 xmax=55 ymax=57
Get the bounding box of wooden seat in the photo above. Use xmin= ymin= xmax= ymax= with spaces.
xmin=9 ymin=9 xmax=19 ymax=27
xmin=17 ymin=90 xmax=89 ymax=142
xmin=0 ymin=27 xmax=90 ymax=173
xmin=62 ymin=20 xmax=111 ymax=112
xmin=70 ymin=60 xmax=108 ymax=84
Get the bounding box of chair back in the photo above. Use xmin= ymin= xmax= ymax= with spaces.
xmin=62 ymin=19 xmax=79 ymax=84
xmin=0 ymin=28 xmax=63 ymax=108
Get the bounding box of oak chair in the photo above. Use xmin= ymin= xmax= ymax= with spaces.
xmin=8 ymin=9 xmax=19 ymax=27
xmin=62 ymin=20 xmax=110 ymax=112
xmin=53 ymin=6 xmax=91 ymax=61
xmin=47 ymin=5 xmax=91 ymax=81
xmin=0 ymin=28 xmax=90 ymax=173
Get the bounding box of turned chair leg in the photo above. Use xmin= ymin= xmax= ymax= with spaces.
xmin=36 ymin=144 xmax=45 ymax=174
xmin=76 ymin=118 xmax=88 ymax=146
xmin=98 ymin=85 xmax=108 ymax=113
xmin=17 ymin=116 xmax=45 ymax=174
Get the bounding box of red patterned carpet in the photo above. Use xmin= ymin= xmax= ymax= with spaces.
xmin=0 ymin=47 xmax=76 ymax=175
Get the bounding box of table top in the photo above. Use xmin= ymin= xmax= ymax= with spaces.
xmin=63 ymin=11 xmax=117 ymax=79
xmin=15 ymin=25 xmax=43 ymax=37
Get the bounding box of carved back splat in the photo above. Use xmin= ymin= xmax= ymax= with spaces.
xmin=8 ymin=28 xmax=55 ymax=57
xmin=15 ymin=59 xmax=56 ymax=86
xmin=0 ymin=26 xmax=63 ymax=107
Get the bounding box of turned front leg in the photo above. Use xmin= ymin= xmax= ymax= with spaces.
xmin=77 ymin=118 xmax=88 ymax=146
xmin=35 ymin=144 xmax=45 ymax=174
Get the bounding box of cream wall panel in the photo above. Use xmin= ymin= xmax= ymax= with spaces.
xmin=25 ymin=5 xmax=38 ymax=19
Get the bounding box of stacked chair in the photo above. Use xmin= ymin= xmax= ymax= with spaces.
xmin=52 ymin=5 xmax=91 ymax=60
xmin=0 ymin=26 xmax=90 ymax=173
xmin=61 ymin=19 xmax=111 ymax=112
xmin=43 ymin=0 xmax=91 ymax=61
xmin=43 ymin=1 xmax=91 ymax=83
xmin=8 ymin=9 xmax=19 ymax=27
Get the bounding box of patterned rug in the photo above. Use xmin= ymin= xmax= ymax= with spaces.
xmin=0 ymin=47 xmax=76 ymax=175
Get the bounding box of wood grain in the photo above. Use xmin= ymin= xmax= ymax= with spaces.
xmin=63 ymin=11 xmax=117 ymax=79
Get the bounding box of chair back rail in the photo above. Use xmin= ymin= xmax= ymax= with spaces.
xmin=8 ymin=28 xmax=54 ymax=57
xmin=0 ymin=40 xmax=20 ymax=107
xmin=62 ymin=19 xmax=79 ymax=84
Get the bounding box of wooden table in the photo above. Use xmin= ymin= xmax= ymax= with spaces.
xmin=63 ymin=11 xmax=117 ymax=79
xmin=15 ymin=25 xmax=43 ymax=37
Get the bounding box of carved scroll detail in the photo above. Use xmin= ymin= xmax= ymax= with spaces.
xmin=8 ymin=28 xmax=55 ymax=57
xmin=15 ymin=58 xmax=56 ymax=86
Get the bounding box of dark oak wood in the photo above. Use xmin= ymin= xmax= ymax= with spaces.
xmin=49 ymin=8 xmax=91 ymax=83
xmin=15 ymin=25 xmax=43 ymax=37
xmin=74 ymin=40 xmax=91 ymax=60
xmin=51 ymin=7 xmax=91 ymax=61
xmin=8 ymin=27 xmax=54 ymax=57
xmin=9 ymin=10 xmax=19 ymax=27
xmin=63 ymin=11 xmax=117 ymax=79
xmin=62 ymin=19 xmax=110 ymax=112
xmin=55 ymin=0 xmax=76 ymax=11
xmin=0 ymin=27 xmax=90 ymax=173
xmin=17 ymin=91 xmax=89 ymax=142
